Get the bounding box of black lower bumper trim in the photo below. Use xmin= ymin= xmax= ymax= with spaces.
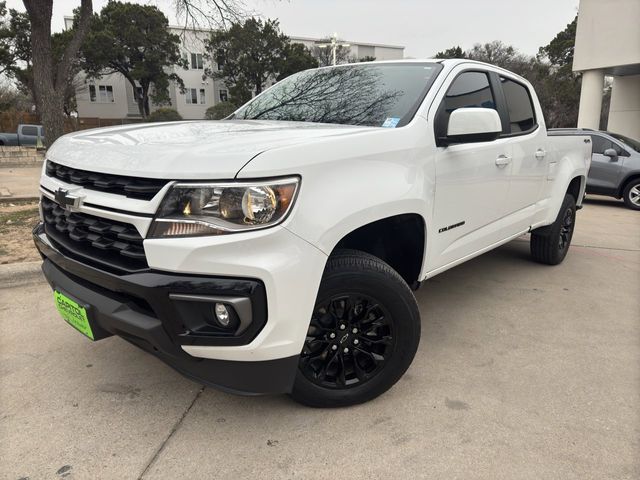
xmin=34 ymin=225 xmax=298 ymax=395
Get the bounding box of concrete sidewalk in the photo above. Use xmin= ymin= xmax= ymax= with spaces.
xmin=0 ymin=166 xmax=41 ymax=201
xmin=1 ymin=197 xmax=639 ymax=479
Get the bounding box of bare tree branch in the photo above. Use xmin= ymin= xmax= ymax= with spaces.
xmin=169 ymin=0 xmax=248 ymax=30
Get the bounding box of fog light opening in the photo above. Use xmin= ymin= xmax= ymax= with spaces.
xmin=214 ymin=303 xmax=231 ymax=327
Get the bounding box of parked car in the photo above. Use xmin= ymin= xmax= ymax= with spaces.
xmin=33 ymin=60 xmax=591 ymax=407
xmin=550 ymin=128 xmax=640 ymax=210
xmin=0 ymin=124 xmax=45 ymax=147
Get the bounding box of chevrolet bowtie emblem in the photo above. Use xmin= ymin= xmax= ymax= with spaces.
xmin=54 ymin=188 xmax=83 ymax=209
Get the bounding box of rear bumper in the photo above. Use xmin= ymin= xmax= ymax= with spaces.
xmin=34 ymin=225 xmax=299 ymax=395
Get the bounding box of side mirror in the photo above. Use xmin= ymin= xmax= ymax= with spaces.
xmin=603 ymin=148 xmax=618 ymax=160
xmin=444 ymin=108 xmax=502 ymax=145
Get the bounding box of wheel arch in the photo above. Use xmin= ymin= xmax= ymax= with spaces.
xmin=566 ymin=175 xmax=586 ymax=204
xmin=617 ymin=172 xmax=640 ymax=198
xmin=330 ymin=213 xmax=427 ymax=287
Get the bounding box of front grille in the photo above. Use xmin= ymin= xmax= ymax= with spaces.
xmin=42 ymin=196 xmax=148 ymax=273
xmin=46 ymin=161 xmax=167 ymax=200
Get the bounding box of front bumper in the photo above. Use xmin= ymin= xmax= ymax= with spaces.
xmin=34 ymin=225 xmax=302 ymax=395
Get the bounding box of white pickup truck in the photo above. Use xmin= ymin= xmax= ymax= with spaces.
xmin=34 ymin=60 xmax=591 ymax=407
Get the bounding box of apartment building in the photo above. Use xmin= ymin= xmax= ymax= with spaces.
xmin=64 ymin=17 xmax=404 ymax=120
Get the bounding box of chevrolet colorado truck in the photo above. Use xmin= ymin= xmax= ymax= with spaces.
xmin=34 ymin=60 xmax=591 ymax=407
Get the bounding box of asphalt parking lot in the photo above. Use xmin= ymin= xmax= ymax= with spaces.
xmin=1 ymin=196 xmax=639 ymax=480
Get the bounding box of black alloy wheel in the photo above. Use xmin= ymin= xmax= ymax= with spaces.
xmin=300 ymin=294 xmax=395 ymax=389
xmin=558 ymin=206 xmax=574 ymax=251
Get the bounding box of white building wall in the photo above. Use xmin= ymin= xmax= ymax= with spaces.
xmin=370 ymin=46 xmax=404 ymax=61
xmin=607 ymin=75 xmax=640 ymax=139
xmin=574 ymin=0 xmax=640 ymax=139
xmin=75 ymin=72 xmax=130 ymax=120
xmin=573 ymin=0 xmax=640 ymax=72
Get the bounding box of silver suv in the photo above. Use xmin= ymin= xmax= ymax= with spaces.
xmin=550 ymin=129 xmax=640 ymax=210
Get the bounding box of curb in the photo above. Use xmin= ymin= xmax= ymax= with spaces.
xmin=0 ymin=196 xmax=39 ymax=204
xmin=0 ymin=261 xmax=44 ymax=289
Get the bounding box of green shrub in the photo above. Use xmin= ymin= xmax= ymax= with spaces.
xmin=205 ymin=102 xmax=236 ymax=120
xmin=148 ymin=108 xmax=183 ymax=122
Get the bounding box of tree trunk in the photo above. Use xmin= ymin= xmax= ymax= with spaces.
xmin=142 ymin=85 xmax=151 ymax=117
xmin=22 ymin=0 xmax=93 ymax=147
xmin=41 ymin=92 xmax=66 ymax=142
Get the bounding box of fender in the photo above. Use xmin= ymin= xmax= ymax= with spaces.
xmin=531 ymin=151 xmax=589 ymax=230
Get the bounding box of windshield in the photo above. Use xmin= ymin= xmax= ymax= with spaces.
xmin=608 ymin=132 xmax=640 ymax=153
xmin=232 ymin=63 xmax=442 ymax=128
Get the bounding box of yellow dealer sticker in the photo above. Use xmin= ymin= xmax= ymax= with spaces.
xmin=54 ymin=291 xmax=94 ymax=340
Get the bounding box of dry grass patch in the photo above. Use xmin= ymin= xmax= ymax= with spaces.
xmin=0 ymin=201 xmax=41 ymax=264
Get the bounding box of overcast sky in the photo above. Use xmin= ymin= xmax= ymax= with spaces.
xmin=6 ymin=0 xmax=580 ymax=57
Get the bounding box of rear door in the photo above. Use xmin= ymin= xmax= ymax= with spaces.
xmin=496 ymin=74 xmax=547 ymax=231
xmin=428 ymin=68 xmax=513 ymax=270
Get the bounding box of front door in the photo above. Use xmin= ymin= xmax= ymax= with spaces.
xmin=427 ymin=70 xmax=513 ymax=271
xmin=587 ymin=135 xmax=625 ymax=193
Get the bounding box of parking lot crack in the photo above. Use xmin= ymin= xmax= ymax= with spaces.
xmin=137 ymin=386 xmax=205 ymax=479
xmin=573 ymin=243 xmax=640 ymax=252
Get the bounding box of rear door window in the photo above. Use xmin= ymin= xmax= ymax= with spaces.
xmin=499 ymin=76 xmax=537 ymax=133
xmin=21 ymin=126 xmax=38 ymax=136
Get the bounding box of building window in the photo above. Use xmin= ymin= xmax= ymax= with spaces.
xmin=191 ymin=53 xmax=204 ymax=70
xmin=89 ymin=84 xmax=114 ymax=103
xmin=186 ymin=88 xmax=198 ymax=104
xmin=199 ymin=88 xmax=206 ymax=104
xmin=216 ymin=49 xmax=225 ymax=70
xmin=219 ymin=89 xmax=228 ymax=102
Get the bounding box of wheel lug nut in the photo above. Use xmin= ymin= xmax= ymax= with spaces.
xmin=331 ymin=345 xmax=338 ymax=351
xmin=339 ymin=324 xmax=346 ymax=330
xmin=329 ymin=333 xmax=336 ymax=339
xmin=353 ymin=339 xmax=359 ymax=345
xmin=343 ymin=347 xmax=349 ymax=353
xmin=352 ymin=328 xmax=358 ymax=334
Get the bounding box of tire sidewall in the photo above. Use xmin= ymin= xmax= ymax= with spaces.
xmin=552 ymin=195 xmax=577 ymax=263
xmin=623 ymin=180 xmax=640 ymax=211
xmin=292 ymin=255 xmax=421 ymax=407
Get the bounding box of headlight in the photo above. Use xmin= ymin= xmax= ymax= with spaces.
xmin=148 ymin=177 xmax=299 ymax=238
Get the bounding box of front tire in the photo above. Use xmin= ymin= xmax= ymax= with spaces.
xmin=290 ymin=249 xmax=421 ymax=408
xmin=622 ymin=179 xmax=640 ymax=210
xmin=530 ymin=194 xmax=576 ymax=265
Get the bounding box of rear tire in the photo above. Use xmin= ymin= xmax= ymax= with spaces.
xmin=290 ymin=249 xmax=421 ymax=408
xmin=622 ymin=179 xmax=640 ymax=210
xmin=530 ymin=194 xmax=576 ymax=265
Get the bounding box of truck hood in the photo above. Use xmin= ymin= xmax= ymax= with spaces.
xmin=47 ymin=120 xmax=375 ymax=179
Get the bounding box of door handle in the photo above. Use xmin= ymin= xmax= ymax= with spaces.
xmin=535 ymin=149 xmax=546 ymax=159
xmin=495 ymin=155 xmax=512 ymax=167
